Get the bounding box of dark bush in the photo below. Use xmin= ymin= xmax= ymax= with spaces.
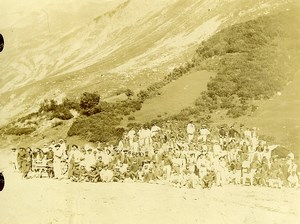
xmin=51 ymin=107 xmax=74 ymax=120
xmin=79 ymin=92 xmax=100 ymax=110
xmin=128 ymin=116 xmax=135 ymax=121
xmin=5 ymin=127 xmax=36 ymax=135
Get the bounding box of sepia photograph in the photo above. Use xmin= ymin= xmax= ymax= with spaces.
xmin=0 ymin=0 xmax=299 ymax=223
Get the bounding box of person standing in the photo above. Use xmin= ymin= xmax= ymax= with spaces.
xmin=151 ymin=124 xmax=161 ymax=138
xmin=186 ymin=121 xmax=196 ymax=143
xmin=162 ymin=152 xmax=173 ymax=180
xmin=127 ymin=128 xmax=136 ymax=149
xmin=198 ymin=125 xmax=210 ymax=143
xmin=22 ymin=148 xmax=32 ymax=179
xmin=219 ymin=126 xmax=227 ymax=147
xmin=46 ymin=147 xmax=54 ymax=178
xmin=17 ymin=147 xmax=26 ymax=171
xmin=53 ymin=144 xmax=63 ymax=179
xmin=228 ymin=126 xmax=239 ymax=142
xmin=10 ymin=148 xmax=18 ymax=171
xmin=67 ymin=145 xmax=79 ymax=179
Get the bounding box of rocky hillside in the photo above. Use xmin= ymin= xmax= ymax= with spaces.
xmin=0 ymin=0 xmax=293 ymax=125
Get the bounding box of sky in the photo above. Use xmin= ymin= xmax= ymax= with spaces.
xmin=0 ymin=0 xmax=123 ymax=29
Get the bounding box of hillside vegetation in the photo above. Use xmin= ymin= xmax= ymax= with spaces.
xmin=1 ymin=0 xmax=292 ymax=125
xmin=127 ymin=7 xmax=300 ymax=123
xmin=2 ymin=7 xmax=300 ymax=147
xmin=187 ymin=8 xmax=300 ymax=118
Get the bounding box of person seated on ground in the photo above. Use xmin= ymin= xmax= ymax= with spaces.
xmin=151 ymin=149 xmax=162 ymax=164
xmin=71 ymin=163 xmax=81 ymax=182
xmin=95 ymin=155 xmax=104 ymax=170
xmin=228 ymin=159 xmax=237 ymax=184
xmin=78 ymin=165 xmax=88 ymax=182
xmin=137 ymin=166 xmax=144 ymax=182
xmin=100 ymin=165 xmax=113 ymax=183
xmin=182 ymin=166 xmax=198 ymax=189
xmin=253 ymin=167 xmax=263 ymax=186
xmin=267 ymin=172 xmax=283 ymax=189
xmin=84 ymin=148 xmax=96 ymax=172
xmin=201 ymin=169 xmax=215 ymax=189
xmin=168 ymin=170 xmax=184 ymax=188
xmin=144 ymin=168 xmax=157 ymax=183
xmin=212 ymin=140 xmax=222 ymax=158
xmin=152 ymin=163 xmax=164 ymax=181
xmin=129 ymin=153 xmax=140 ymax=173
xmin=87 ymin=165 xmax=100 ymax=183
xmin=112 ymin=166 xmax=124 ymax=182
xmin=288 ymin=171 xmax=299 ymax=188
xmin=119 ymin=162 xmax=128 ymax=176
xmin=196 ymin=154 xmax=208 ymax=181
xmin=124 ymin=165 xmax=136 ymax=182
xmin=172 ymin=153 xmax=183 ymax=174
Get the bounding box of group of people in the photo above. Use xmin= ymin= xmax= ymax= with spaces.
xmin=9 ymin=121 xmax=300 ymax=189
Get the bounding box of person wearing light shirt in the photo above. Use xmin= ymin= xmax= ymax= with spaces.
xmin=151 ymin=124 xmax=161 ymax=137
xmin=186 ymin=121 xmax=196 ymax=143
xmin=53 ymin=144 xmax=63 ymax=179
xmin=198 ymin=125 xmax=210 ymax=143
xmin=84 ymin=148 xmax=96 ymax=172
xmin=127 ymin=128 xmax=136 ymax=148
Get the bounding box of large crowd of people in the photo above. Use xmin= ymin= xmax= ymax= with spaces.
xmin=9 ymin=122 xmax=300 ymax=189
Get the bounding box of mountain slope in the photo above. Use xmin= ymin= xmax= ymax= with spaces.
xmin=0 ymin=0 xmax=293 ymax=125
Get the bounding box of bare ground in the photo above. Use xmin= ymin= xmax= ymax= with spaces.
xmin=0 ymin=152 xmax=299 ymax=224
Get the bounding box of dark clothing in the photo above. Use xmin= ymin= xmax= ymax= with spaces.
xmin=228 ymin=129 xmax=239 ymax=138
xmin=219 ymin=129 xmax=226 ymax=138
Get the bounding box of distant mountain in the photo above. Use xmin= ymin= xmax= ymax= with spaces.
xmin=0 ymin=0 xmax=293 ymax=124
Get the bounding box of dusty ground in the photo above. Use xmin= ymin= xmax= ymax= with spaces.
xmin=0 ymin=150 xmax=299 ymax=224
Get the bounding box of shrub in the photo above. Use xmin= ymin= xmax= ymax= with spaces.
xmin=79 ymin=92 xmax=100 ymax=110
xmin=125 ymin=89 xmax=134 ymax=99
xmin=128 ymin=116 xmax=135 ymax=121
xmin=68 ymin=113 xmax=124 ymax=143
xmin=226 ymin=106 xmax=246 ymax=118
xmin=127 ymin=122 xmax=141 ymax=129
xmin=5 ymin=127 xmax=36 ymax=135
xmin=51 ymin=107 xmax=74 ymax=120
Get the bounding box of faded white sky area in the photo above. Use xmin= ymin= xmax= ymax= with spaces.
xmin=0 ymin=0 xmax=125 ymax=29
